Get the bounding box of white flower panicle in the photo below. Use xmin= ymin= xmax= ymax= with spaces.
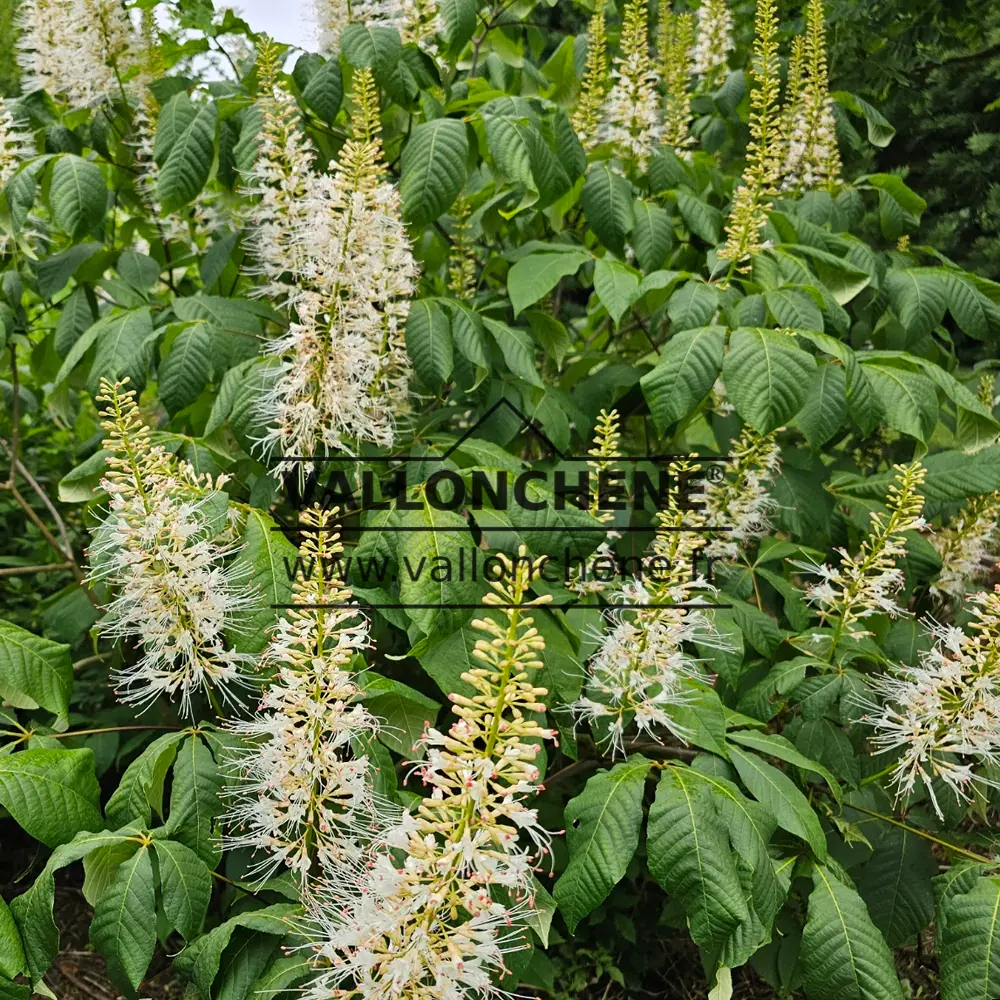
xmin=867 ymin=588 xmax=1000 ymax=819
xmin=224 ymin=506 xmax=382 ymax=883
xmin=800 ymin=462 xmax=927 ymax=638
xmin=315 ymin=0 xmax=436 ymax=52
xmin=696 ymin=425 xmax=781 ymax=559
xmin=18 ymin=0 xmax=136 ymax=107
xmin=573 ymin=461 xmax=719 ymax=753
xmin=599 ymin=0 xmax=663 ymax=171
xmin=780 ymin=0 xmax=842 ymax=193
xmin=930 ymin=490 xmax=1000 ymax=601
xmin=691 ymin=0 xmax=733 ymax=80
xmin=304 ymin=549 xmax=556 ymax=1000
xmin=247 ymin=46 xmax=417 ymax=475
xmin=89 ymin=380 xmax=256 ymax=717
xmin=0 ymin=100 xmax=33 ymax=190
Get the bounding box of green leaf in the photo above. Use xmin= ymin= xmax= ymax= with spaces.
xmin=640 ymin=326 xmax=725 ymax=432
xmin=54 ymin=286 xmax=96 ymax=355
xmin=82 ymin=841 xmax=139 ymax=908
xmin=482 ymin=317 xmax=543 ymax=386
xmin=10 ymin=829 xmax=138 ymax=984
xmin=406 ymin=298 xmax=453 ymax=386
xmin=855 ymin=826 xmax=935 ymax=948
xmin=49 ymin=155 xmax=106 ymax=241
xmin=800 ymin=864 xmax=903 ymax=1000
xmin=250 ymin=955 xmax=315 ymax=1000
xmin=939 ymin=875 xmax=1000 ymax=1000
xmin=833 ymin=95 xmax=896 ymax=147
xmin=667 ymin=280 xmax=720 ymax=331
xmin=593 ymin=259 xmax=639 ymax=327
xmin=831 ymin=446 xmax=1000 ymax=505
xmin=647 ymin=767 xmax=749 ymax=953
xmin=0 ymin=897 xmax=24 ymax=980
xmin=340 ymin=24 xmax=403 ymax=79
xmin=89 ymin=846 xmax=156 ymax=997
xmin=153 ymin=838 xmax=212 ymax=941
xmin=157 ymin=102 xmax=218 ymax=213
xmin=861 ymin=174 xmax=925 ymax=216
xmin=0 ymin=749 xmax=103 ymax=847
xmin=159 ymin=322 xmax=212 ymax=414
xmin=727 ymin=729 xmax=841 ymax=805
xmin=795 ymin=360 xmax=848 ymax=449
xmin=68 ymin=307 xmax=153 ymax=396
xmin=400 ymin=118 xmax=468 ymax=226
xmin=553 ymin=755 xmax=650 ymax=933
xmin=396 ymin=501 xmax=482 ymax=636
xmin=154 ymin=92 xmax=198 ymax=165
xmin=105 ymin=730 xmax=185 ymax=830
xmin=0 ymin=620 xmax=72 ymax=722
xmin=165 ymin=735 xmax=225 ymax=866
xmin=508 ymin=248 xmax=591 ymax=317
xmin=944 ymin=273 xmax=992 ymax=340
xmin=765 ymin=287 xmax=824 ymax=332
xmin=301 ymin=57 xmax=343 ymax=122
xmin=859 ymin=362 xmax=938 ymax=443
xmin=229 ymin=509 xmax=297 ymax=655
xmin=438 ymin=0 xmax=477 ymax=47
xmin=631 ymin=199 xmax=673 ymax=271
xmin=723 ymin=328 xmax=817 ymax=433
xmin=676 ymin=190 xmax=722 ymax=244
xmin=885 ymin=268 xmax=948 ymax=339
xmin=361 ymin=674 xmax=440 ymax=756
xmin=728 ymin=746 xmax=827 ymax=858
xmin=581 ymin=163 xmax=634 ymax=254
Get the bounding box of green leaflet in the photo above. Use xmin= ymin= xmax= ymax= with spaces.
xmin=799 ymin=865 xmax=903 ymax=1000
xmin=89 ymin=846 xmax=157 ymax=996
xmin=400 ymin=118 xmax=468 ymax=225
xmin=647 ymin=767 xmax=749 ymax=954
xmin=553 ymin=755 xmax=650 ymax=932
xmin=723 ymin=328 xmax=817 ymax=434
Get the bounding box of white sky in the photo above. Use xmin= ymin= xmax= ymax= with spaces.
xmin=236 ymin=0 xmax=316 ymax=51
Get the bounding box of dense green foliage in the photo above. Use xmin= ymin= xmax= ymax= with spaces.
xmin=1 ymin=1 xmax=1000 ymax=999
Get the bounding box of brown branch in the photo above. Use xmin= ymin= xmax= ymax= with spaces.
xmin=0 ymin=562 xmax=73 ymax=577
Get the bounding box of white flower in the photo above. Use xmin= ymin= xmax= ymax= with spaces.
xmin=866 ymin=589 xmax=1000 ymax=819
xmin=224 ymin=506 xmax=383 ymax=884
xmin=18 ymin=0 xmax=136 ymax=107
xmin=303 ymin=551 xmax=556 ymax=1000
xmin=89 ymin=381 xmax=256 ymax=717
xmin=797 ymin=462 xmax=926 ymax=638
xmin=691 ymin=0 xmax=733 ymax=79
xmin=246 ymin=58 xmax=416 ymax=476
xmin=598 ymin=0 xmax=662 ymax=171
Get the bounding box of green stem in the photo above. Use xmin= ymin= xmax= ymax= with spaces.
xmin=849 ymin=803 xmax=993 ymax=864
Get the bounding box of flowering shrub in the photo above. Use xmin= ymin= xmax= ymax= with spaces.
xmin=2 ymin=1 xmax=1000 ymax=999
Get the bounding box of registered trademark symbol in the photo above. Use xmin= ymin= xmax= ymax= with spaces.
xmin=706 ymin=464 xmax=725 ymax=484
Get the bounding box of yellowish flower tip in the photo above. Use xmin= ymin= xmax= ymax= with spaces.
xmin=780 ymin=0 xmax=841 ymax=193
xmin=979 ymin=373 xmax=997 ymax=409
xmin=447 ymin=196 xmax=476 ymax=299
xmin=588 ymin=408 xmax=622 ymax=521
xmin=256 ymin=34 xmax=282 ymax=95
xmin=659 ymin=6 xmax=695 ymax=149
xmin=717 ymin=0 xmax=781 ymax=267
xmin=896 ymin=234 xmax=911 ymax=252
xmin=572 ymin=6 xmax=610 ymax=146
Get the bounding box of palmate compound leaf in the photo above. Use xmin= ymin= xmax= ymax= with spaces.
xmin=722 ymin=328 xmax=817 ymax=434
xmin=646 ymin=766 xmax=749 ymax=954
xmin=553 ymin=755 xmax=650 ymax=933
xmin=799 ymin=864 xmax=904 ymax=1000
